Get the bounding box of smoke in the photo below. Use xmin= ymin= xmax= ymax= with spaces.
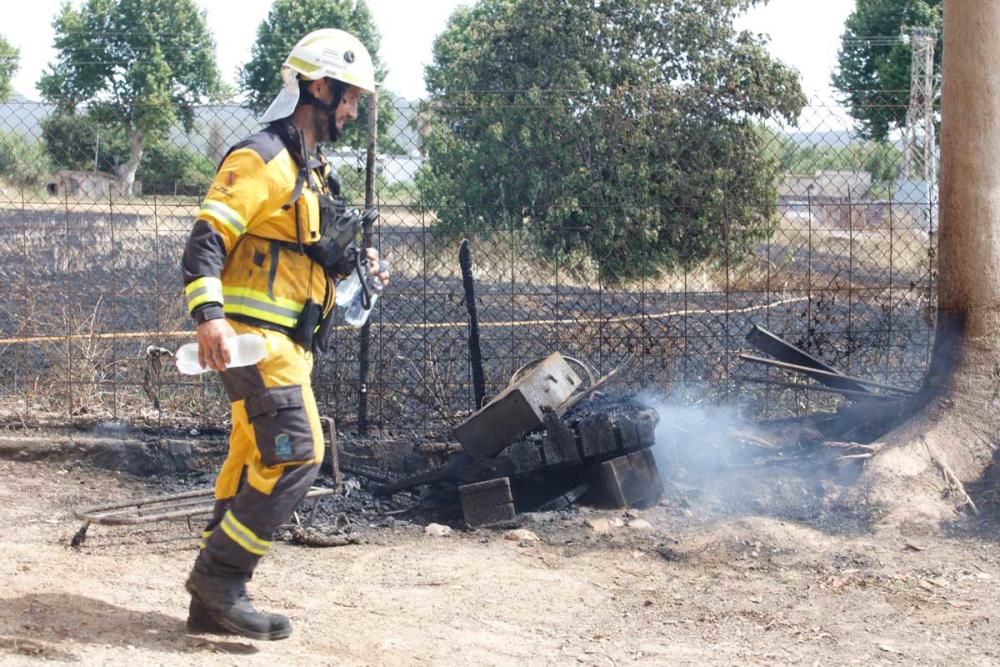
xmin=640 ymin=391 xmax=751 ymax=482
xmin=637 ymin=389 xmax=840 ymax=519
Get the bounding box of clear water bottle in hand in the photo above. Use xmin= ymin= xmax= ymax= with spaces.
xmin=175 ymin=333 xmax=268 ymax=375
xmin=344 ymin=259 xmax=389 ymax=328
xmin=335 ymin=265 xmax=363 ymax=307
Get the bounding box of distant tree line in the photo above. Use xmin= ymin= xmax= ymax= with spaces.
xmin=761 ymin=127 xmax=904 ymax=197
xmin=0 ymin=0 xmax=394 ymax=196
xmin=0 ymin=0 xmax=929 ymax=280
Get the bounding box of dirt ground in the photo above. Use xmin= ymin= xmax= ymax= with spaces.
xmin=1 ymin=439 xmax=999 ymax=667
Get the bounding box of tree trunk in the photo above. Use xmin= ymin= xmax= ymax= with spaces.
xmin=860 ymin=0 xmax=1000 ymax=525
xmin=115 ymin=128 xmax=145 ymax=196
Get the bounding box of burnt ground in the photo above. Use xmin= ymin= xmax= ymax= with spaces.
xmin=0 ymin=208 xmax=937 ymax=436
xmin=1 ymin=424 xmax=999 ymax=666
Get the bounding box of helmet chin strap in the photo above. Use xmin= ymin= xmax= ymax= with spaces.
xmin=299 ymin=81 xmax=345 ymax=143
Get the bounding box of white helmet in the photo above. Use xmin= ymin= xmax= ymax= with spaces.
xmin=261 ymin=28 xmax=376 ymax=123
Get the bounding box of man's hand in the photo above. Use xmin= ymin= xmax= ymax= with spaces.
xmin=196 ymin=318 xmax=236 ymax=372
xmin=365 ymin=247 xmax=390 ymax=289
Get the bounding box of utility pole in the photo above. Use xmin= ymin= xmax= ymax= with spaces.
xmin=901 ymin=27 xmax=938 ymax=184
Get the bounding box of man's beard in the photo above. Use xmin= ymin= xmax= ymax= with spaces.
xmin=313 ymin=109 xmax=339 ymax=145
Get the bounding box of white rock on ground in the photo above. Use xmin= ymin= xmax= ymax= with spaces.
xmin=424 ymin=523 xmax=452 ymax=537
xmin=504 ymin=529 xmax=541 ymax=542
xmin=586 ymin=517 xmax=612 ymax=534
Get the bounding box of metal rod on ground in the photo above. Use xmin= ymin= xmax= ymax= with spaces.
xmin=358 ymin=87 xmax=379 ymax=436
xmin=738 ymin=354 xmax=917 ymax=396
xmin=745 ymin=324 xmax=870 ymax=393
xmin=733 ymin=375 xmax=907 ymax=402
xmin=460 ymin=239 xmax=486 ymax=409
xmin=70 ymin=487 xmax=335 ymax=547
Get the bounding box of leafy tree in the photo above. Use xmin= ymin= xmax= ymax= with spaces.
xmin=419 ymin=0 xmax=806 ymax=281
xmin=240 ymin=0 xmax=401 ymax=153
xmin=0 ymin=132 xmax=50 ymax=187
xmin=832 ymin=0 xmax=942 ymax=141
xmin=38 ymin=0 xmax=226 ymax=193
xmin=43 ymin=111 xmax=215 ymax=196
xmin=0 ymin=35 xmax=18 ymax=102
xmin=42 ymin=112 xmax=128 ymax=173
xmin=137 ymin=143 xmax=215 ymax=196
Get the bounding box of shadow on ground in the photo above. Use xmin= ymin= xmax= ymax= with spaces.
xmin=0 ymin=593 xmax=257 ymax=661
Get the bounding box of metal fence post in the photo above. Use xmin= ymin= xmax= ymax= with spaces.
xmin=357 ymin=88 xmax=379 ymax=435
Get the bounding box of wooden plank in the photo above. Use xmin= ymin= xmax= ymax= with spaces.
xmin=596 ymin=449 xmax=664 ymax=508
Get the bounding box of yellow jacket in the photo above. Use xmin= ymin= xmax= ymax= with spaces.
xmin=182 ymin=124 xmax=335 ymax=334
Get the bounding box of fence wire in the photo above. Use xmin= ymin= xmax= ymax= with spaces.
xmin=0 ymin=93 xmax=937 ymax=434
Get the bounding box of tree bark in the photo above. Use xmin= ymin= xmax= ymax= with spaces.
xmin=115 ymin=128 xmax=145 ymax=196
xmin=860 ymin=0 xmax=1000 ymax=525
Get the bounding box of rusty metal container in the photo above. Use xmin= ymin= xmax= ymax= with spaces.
xmin=454 ymin=352 xmax=582 ymax=459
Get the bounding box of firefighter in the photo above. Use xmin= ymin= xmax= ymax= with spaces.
xmin=180 ymin=28 xmax=388 ymax=641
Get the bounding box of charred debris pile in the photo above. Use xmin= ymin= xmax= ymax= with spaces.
xmin=314 ymin=324 xmax=920 ymax=535
xmin=330 ymin=352 xmax=663 ymax=530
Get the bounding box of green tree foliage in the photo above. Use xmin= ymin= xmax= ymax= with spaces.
xmin=42 ymin=112 xmax=213 ymax=196
xmin=137 ymin=143 xmax=215 ymax=196
xmin=419 ymin=0 xmax=806 ymax=280
xmin=832 ymin=0 xmax=942 ymax=141
xmin=42 ymin=113 xmax=127 ymax=173
xmin=0 ymin=35 xmax=18 ymax=102
xmin=240 ymin=0 xmax=401 ymax=153
xmin=38 ymin=0 xmax=226 ymax=193
xmin=0 ymin=132 xmax=50 ymax=187
xmin=762 ymin=128 xmax=903 ymax=197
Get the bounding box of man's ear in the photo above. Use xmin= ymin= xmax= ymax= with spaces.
xmin=307 ymin=78 xmax=326 ymax=98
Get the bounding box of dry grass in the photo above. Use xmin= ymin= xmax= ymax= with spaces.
xmin=380 ymin=208 xmax=935 ymax=293
xmin=0 ymin=194 xmax=934 ymax=292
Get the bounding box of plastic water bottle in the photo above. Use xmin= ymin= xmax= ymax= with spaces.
xmin=335 ymin=267 xmax=363 ymax=307
xmin=344 ymin=259 xmax=389 ymax=328
xmin=175 ymin=333 xmax=268 ymax=375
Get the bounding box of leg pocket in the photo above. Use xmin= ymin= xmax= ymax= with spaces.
xmin=244 ymin=385 xmax=315 ymax=466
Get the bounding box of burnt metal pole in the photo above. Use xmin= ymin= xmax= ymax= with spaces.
xmin=460 ymin=239 xmax=486 ymax=408
xmin=358 ymin=88 xmax=379 ymax=435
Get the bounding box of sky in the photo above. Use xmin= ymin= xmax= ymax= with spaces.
xmin=6 ymin=0 xmax=855 ymax=104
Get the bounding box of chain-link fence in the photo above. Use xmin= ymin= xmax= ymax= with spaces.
xmin=0 ymin=91 xmax=937 ymax=434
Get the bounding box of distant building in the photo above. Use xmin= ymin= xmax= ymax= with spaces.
xmin=778 ymin=171 xmax=875 ymax=230
xmin=324 ymin=148 xmax=423 ymax=186
xmin=46 ymin=170 xmax=137 ymax=199
xmin=777 ymin=170 xmax=936 ymax=231
xmin=893 ymin=179 xmax=937 ymax=231
xmin=778 ymin=170 xmax=873 ymax=202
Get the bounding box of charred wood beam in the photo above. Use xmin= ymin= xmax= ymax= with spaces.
xmin=371 ymin=452 xmax=510 ymax=496
xmin=460 ymin=239 xmax=486 ymax=409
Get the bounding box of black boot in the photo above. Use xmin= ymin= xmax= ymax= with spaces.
xmin=186 ymin=595 xmax=233 ymax=635
xmin=186 ymin=570 xmax=292 ymax=641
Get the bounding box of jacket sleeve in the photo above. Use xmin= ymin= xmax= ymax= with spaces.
xmin=181 ymin=148 xmax=272 ymax=324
